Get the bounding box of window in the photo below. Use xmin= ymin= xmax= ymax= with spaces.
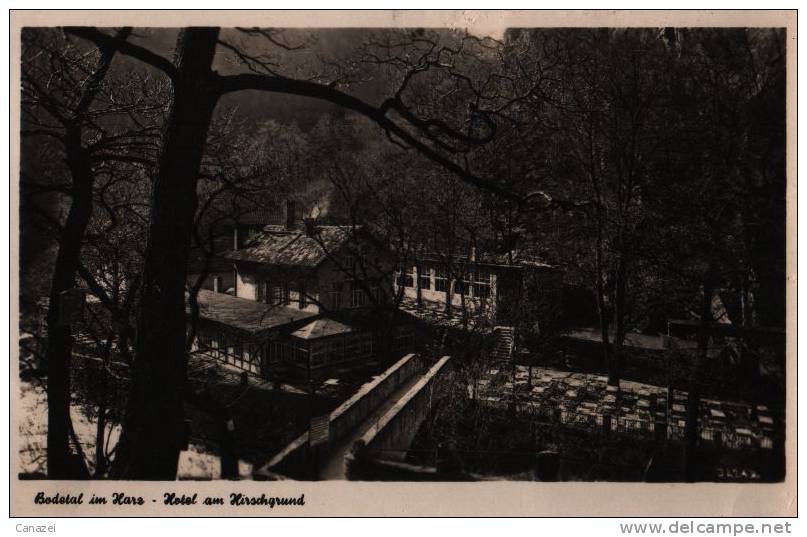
xmin=248 ymin=346 xmax=262 ymax=374
xmin=346 ymin=251 xmax=366 ymax=273
xmin=198 ymin=332 xmax=211 ymax=351
xmin=232 ymin=341 xmax=244 ymax=368
xmin=453 ymin=274 xmax=466 ymax=296
xmin=397 ymin=265 xmax=414 ymax=288
xmin=343 ymin=254 xmax=365 ymax=278
xmin=346 ymin=332 xmax=373 ymax=359
xmin=299 ymin=285 xmax=307 ymax=308
xmin=351 ymin=254 xmax=362 ymax=270
xmin=473 ymin=270 xmax=491 ymax=299
xmin=296 ymin=344 xmax=310 ymax=365
xmin=235 ymin=225 xmax=250 ymax=249
xmin=454 ymin=270 xmax=473 ymax=297
xmin=344 ymin=333 xmax=363 ymax=356
xmin=435 ymin=267 xmax=449 ymax=292
xmin=328 ymin=339 xmax=345 ymax=364
xmin=289 ymin=286 xmax=300 ymax=306
xmin=330 ymin=283 xmax=342 ymax=310
xmin=257 ymin=281 xmax=267 ymax=303
xmin=360 ymin=333 xmax=373 ymax=357
xmin=418 ymin=266 xmax=431 ymax=290
xmin=371 ymin=285 xmax=383 ymax=304
xmin=404 ymin=266 xmax=415 ymax=288
xmin=453 ymin=279 xmax=464 ymax=296
xmin=310 ymin=341 xmax=327 ymax=367
xmin=351 ymin=283 xmax=366 ymax=308
xmin=220 ymin=334 xmax=232 ymax=364
xmin=281 ymin=284 xmax=290 ymax=305
xmin=270 ymin=284 xmax=283 ymax=305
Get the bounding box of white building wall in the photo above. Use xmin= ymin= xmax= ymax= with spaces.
xmin=236 ymin=269 xmax=257 ymax=301
xmin=395 ymin=265 xmax=498 ymax=318
xmin=234 ymin=265 xmax=323 ymax=313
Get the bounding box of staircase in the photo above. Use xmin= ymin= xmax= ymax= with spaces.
xmin=491 ymin=326 xmax=515 ymax=363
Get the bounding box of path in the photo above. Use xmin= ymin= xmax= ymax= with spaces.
xmin=318 ymin=374 xmax=422 ymax=480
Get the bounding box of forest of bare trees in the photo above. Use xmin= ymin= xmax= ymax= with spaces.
xmin=19 ymin=25 xmax=785 ymax=481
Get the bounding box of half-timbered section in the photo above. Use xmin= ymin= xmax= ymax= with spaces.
xmin=189 ymin=289 xmax=317 ymax=375
xmin=189 ymin=206 xmax=415 ymax=378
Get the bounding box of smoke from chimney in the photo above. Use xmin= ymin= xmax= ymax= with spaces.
xmin=309 ymin=200 xmax=329 ymax=221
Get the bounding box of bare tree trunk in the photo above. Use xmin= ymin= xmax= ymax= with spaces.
xmin=415 ymin=261 xmax=422 ymax=306
xmin=445 ymin=278 xmax=453 ymax=315
xmin=114 ymin=274 xmax=139 ymax=367
xmin=740 ymin=271 xmax=755 ymax=327
xmin=459 ymin=276 xmax=468 ymax=330
xmin=93 ymin=339 xmax=113 ymax=477
xmin=112 ymin=28 xmax=221 ymax=480
xmin=596 ymin=290 xmax=614 ymax=385
xmin=684 ymin=270 xmax=715 ymax=482
xmin=612 ymin=250 xmax=628 ymax=387
xmin=45 ymin=151 xmax=93 ymax=479
xmin=41 ymin=29 xmax=130 ymax=480
xmin=593 ymin=223 xmax=616 ymax=387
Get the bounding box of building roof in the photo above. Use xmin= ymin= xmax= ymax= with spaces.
xmin=418 ymin=250 xmax=556 ymax=270
xmin=329 ymin=305 xmax=416 ymax=332
xmin=224 ymin=225 xmax=356 ymax=268
xmin=290 ymin=318 xmax=355 ymax=340
xmin=192 ymin=289 xmax=317 ymax=336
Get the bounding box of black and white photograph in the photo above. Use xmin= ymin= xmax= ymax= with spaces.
xmin=9 ymin=9 xmax=796 ymax=517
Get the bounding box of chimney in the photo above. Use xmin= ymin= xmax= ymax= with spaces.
xmin=303 ymin=217 xmax=317 ymax=237
xmin=285 ymin=200 xmax=296 ymax=230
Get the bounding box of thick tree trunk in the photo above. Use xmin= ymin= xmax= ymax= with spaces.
xmin=593 ymin=233 xmax=616 ymax=387
xmin=612 ymin=253 xmax=628 ymax=386
xmin=112 ymin=28 xmax=221 ymax=480
xmin=39 ymin=27 xmax=128 ymax=480
xmin=597 ymin=294 xmax=615 ymax=385
xmin=45 ymin=148 xmax=93 ymax=479
xmin=684 ymin=272 xmax=715 ymax=482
